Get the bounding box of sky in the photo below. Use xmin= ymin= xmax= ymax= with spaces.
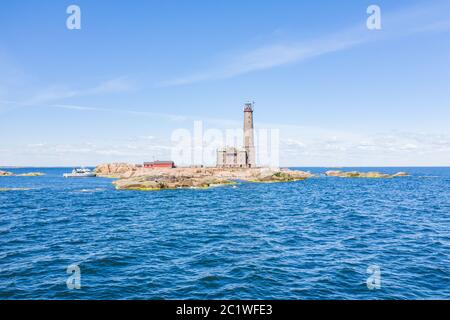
xmin=1 ymin=0 xmax=450 ymax=167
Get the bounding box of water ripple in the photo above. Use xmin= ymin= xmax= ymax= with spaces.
xmin=1 ymin=167 xmax=450 ymax=299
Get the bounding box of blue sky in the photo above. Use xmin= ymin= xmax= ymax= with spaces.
xmin=1 ymin=0 xmax=450 ymax=166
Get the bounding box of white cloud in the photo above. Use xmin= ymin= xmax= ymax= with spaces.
xmin=279 ymin=130 xmax=450 ymax=166
xmin=2 ymin=136 xmax=173 ymax=166
xmin=2 ymin=123 xmax=450 ymax=166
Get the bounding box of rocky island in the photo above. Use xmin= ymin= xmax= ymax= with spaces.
xmin=0 ymin=170 xmax=12 ymax=176
xmin=0 ymin=170 xmax=45 ymax=177
xmin=93 ymin=164 xmax=411 ymax=191
xmin=92 ymin=106 xmax=408 ymax=191
xmin=325 ymin=170 xmax=409 ymax=178
xmin=95 ymin=163 xmax=314 ymax=190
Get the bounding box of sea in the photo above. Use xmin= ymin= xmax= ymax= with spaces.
xmin=0 ymin=167 xmax=449 ymax=299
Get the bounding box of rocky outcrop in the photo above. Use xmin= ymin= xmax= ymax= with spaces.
xmin=94 ymin=163 xmax=137 ymax=178
xmin=113 ymin=175 xmax=235 ymax=190
xmin=249 ymin=169 xmax=313 ymax=182
xmin=0 ymin=170 xmax=44 ymax=177
xmin=325 ymin=170 xmax=409 ymax=178
xmin=16 ymin=172 xmax=45 ymax=177
xmin=100 ymin=164 xmax=315 ymax=191
xmin=392 ymin=172 xmax=409 ymax=177
xmin=97 ymin=163 xmax=411 ymax=191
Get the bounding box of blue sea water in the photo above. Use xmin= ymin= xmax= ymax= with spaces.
xmin=0 ymin=167 xmax=449 ymax=300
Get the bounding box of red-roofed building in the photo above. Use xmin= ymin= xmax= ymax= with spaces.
xmin=143 ymin=161 xmax=175 ymax=168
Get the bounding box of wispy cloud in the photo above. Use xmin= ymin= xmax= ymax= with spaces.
xmin=89 ymin=77 xmax=135 ymax=95
xmin=25 ymin=76 xmax=135 ymax=105
xmin=49 ymin=103 xmax=189 ymax=122
xmin=160 ymin=35 xmax=364 ymax=86
xmin=0 ymin=76 xmax=136 ymax=114
xmin=0 ymin=98 xmax=243 ymax=126
xmin=161 ymin=1 xmax=450 ymax=86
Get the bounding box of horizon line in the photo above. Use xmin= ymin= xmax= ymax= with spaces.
xmin=2 ymin=165 xmax=450 ymax=168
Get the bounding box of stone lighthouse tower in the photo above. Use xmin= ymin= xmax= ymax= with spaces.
xmin=243 ymin=102 xmax=256 ymax=168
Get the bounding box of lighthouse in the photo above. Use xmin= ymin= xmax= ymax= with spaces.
xmin=216 ymin=103 xmax=257 ymax=168
xmin=243 ymin=102 xmax=256 ymax=168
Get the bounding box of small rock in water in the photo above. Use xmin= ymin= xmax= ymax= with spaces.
xmin=16 ymin=172 xmax=45 ymax=177
xmin=392 ymin=172 xmax=410 ymax=177
xmin=325 ymin=170 xmax=409 ymax=178
xmin=0 ymin=188 xmax=32 ymax=191
xmin=0 ymin=171 xmax=45 ymax=177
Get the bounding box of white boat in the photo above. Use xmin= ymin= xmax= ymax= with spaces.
xmin=63 ymin=168 xmax=96 ymax=178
